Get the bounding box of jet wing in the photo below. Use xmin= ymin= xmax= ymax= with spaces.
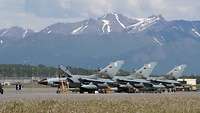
xmin=79 ymin=78 xmax=115 ymax=84
xmin=150 ymin=79 xmax=181 ymax=89
xmin=117 ymin=78 xmax=151 ymax=83
xmin=79 ymin=78 xmax=103 ymax=83
xmin=154 ymin=79 xmax=180 ymax=84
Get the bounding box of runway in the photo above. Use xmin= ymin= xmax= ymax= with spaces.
xmin=0 ymin=88 xmax=199 ymax=102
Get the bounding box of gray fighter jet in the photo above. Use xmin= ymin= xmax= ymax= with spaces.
xmin=148 ymin=64 xmax=187 ymax=92
xmin=38 ymin=60 xmax=124 ymax=93
xmin=105 ymin=62 xmax=162 ymax=93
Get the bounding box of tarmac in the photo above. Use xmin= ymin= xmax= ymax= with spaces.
xmin=0 ymin=88 xmax=199 ymax=102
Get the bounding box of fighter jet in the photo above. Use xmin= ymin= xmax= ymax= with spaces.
xmin=148 ymin=64 xmax=187 ymax=92
xmin=38 ymin=60 xmax=124 ymax=93
xmin=104 ymin=62 xmax=162 ymax=93
xmin=110 ymin=62 xmax=158 ymax=80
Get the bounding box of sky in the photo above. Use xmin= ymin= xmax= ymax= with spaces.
xmin=0 ymin=0 xmax=199 ymax=30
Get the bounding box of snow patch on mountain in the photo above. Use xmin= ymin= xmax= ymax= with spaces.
xmin=44 ymin=27 xmax=52 ymax=34
xmin=192 ymin=28 xmax=200 ymax=37
xmin=160 ymin=36 xmax=166 ymax=41
xmin=153 ymin=37 xmax=163 ymax=46
xmin=43 ymin=27 xmax=49 ymax=33
xmin=47 ymin=30 xmax=52 ymax=34
xmin=0 ymin=30 xmax=8 ymax=37
xmin=72 ymin=25 xmax=88 ymax=35
xmin=0 ymin=40 xmax=3 ymax=45
xmin=102 ymin=20 xmax=111 ymax=33
xmin=114 ymin=13 xmax=126 ymax=29
xmin=127 ymin=16 xmax=161 ymax=32
xmin=172 ymin=26 xmax=179 ymax=30
xmin=22 ymin=29 xmax=28 ymax=38
xmin=72 ymin=26 xmax=83 ymax=34
xmin=179 ymin=26 xmax=185 ymax=32
xmin=42 ymin=27 xmax=51 ymax=34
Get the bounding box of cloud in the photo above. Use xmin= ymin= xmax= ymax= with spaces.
xmin=24 ymin=0 xmax=66 ymax=18
xmin=0 ymin=11 xmax=83 ymax=31
xmin=0 ymin=0 xmax=200 ymax=30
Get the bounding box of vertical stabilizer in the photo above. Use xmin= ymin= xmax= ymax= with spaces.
xmin=135 ymin=62 xmax=158 ymax=78
xmin=166 ymin=64 xmax=187 ymax=79
xmin=99 ymin=60 xmax=124 ymax=78
xmin=59 ymin=65 xmax=73 ymax=77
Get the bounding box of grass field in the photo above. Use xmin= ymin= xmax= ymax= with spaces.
xmin=0 ymin=93 xmax=200 ymax=113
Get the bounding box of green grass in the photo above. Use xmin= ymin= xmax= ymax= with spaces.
xmin=0 ymin=93 xmax=200 ymax=113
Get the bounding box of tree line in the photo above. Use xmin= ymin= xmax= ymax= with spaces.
xmin=0 ymin=64 xmax=96 ymax=77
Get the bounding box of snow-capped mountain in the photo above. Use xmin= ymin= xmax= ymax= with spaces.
xmin=40 ymin=13 xmax=164 ymax=35
xmin=1 ymin=13 xmax=200 ymax=40
xmin=126 ymin=15 xmax=165 ymax=33
xmin=1 ymin=13 xmax=200 ymax=73
xmin=0 ymin=27 xmax=34 ymax=39
xmin=97 ymin=12 xmax=138 ymax=33
xmin=0 ymin=27 xmax=34 ymax=46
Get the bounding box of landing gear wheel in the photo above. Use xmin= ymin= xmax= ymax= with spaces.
xmin=80 ymin=89 xmax=84 ymax=94
xmin=88 ymin=90 xmax=95 ymax=94
xmin=0 ymin=89 xmax=3 ymax=94
xmin=56 ymin=90 xmax=60 ymax=94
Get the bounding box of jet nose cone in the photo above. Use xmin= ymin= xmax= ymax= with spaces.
xmin=38 ymin=79 xmax=48 ymax=85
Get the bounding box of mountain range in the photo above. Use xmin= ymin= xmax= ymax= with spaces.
xmin=0 ymin=12 xmax=200 ymax=74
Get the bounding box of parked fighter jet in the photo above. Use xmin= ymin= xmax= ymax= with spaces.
xmin=148 ymin=64 xmax=187 ymax=92
xmin=109 ymin=62 xmax=158 ymax=80
xmin=149 ymin=64 xmax=187 ymax=80
xmin=105 ymin=62 xmax=162 ymax=93
xmin=38 ymin=60 xmax=124 ymax=93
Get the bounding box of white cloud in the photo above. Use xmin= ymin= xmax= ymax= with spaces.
xmin=0 ymin=11 xmax=82 ymax=31
xmin=0 ymin=0 xmax=200 ymax=30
